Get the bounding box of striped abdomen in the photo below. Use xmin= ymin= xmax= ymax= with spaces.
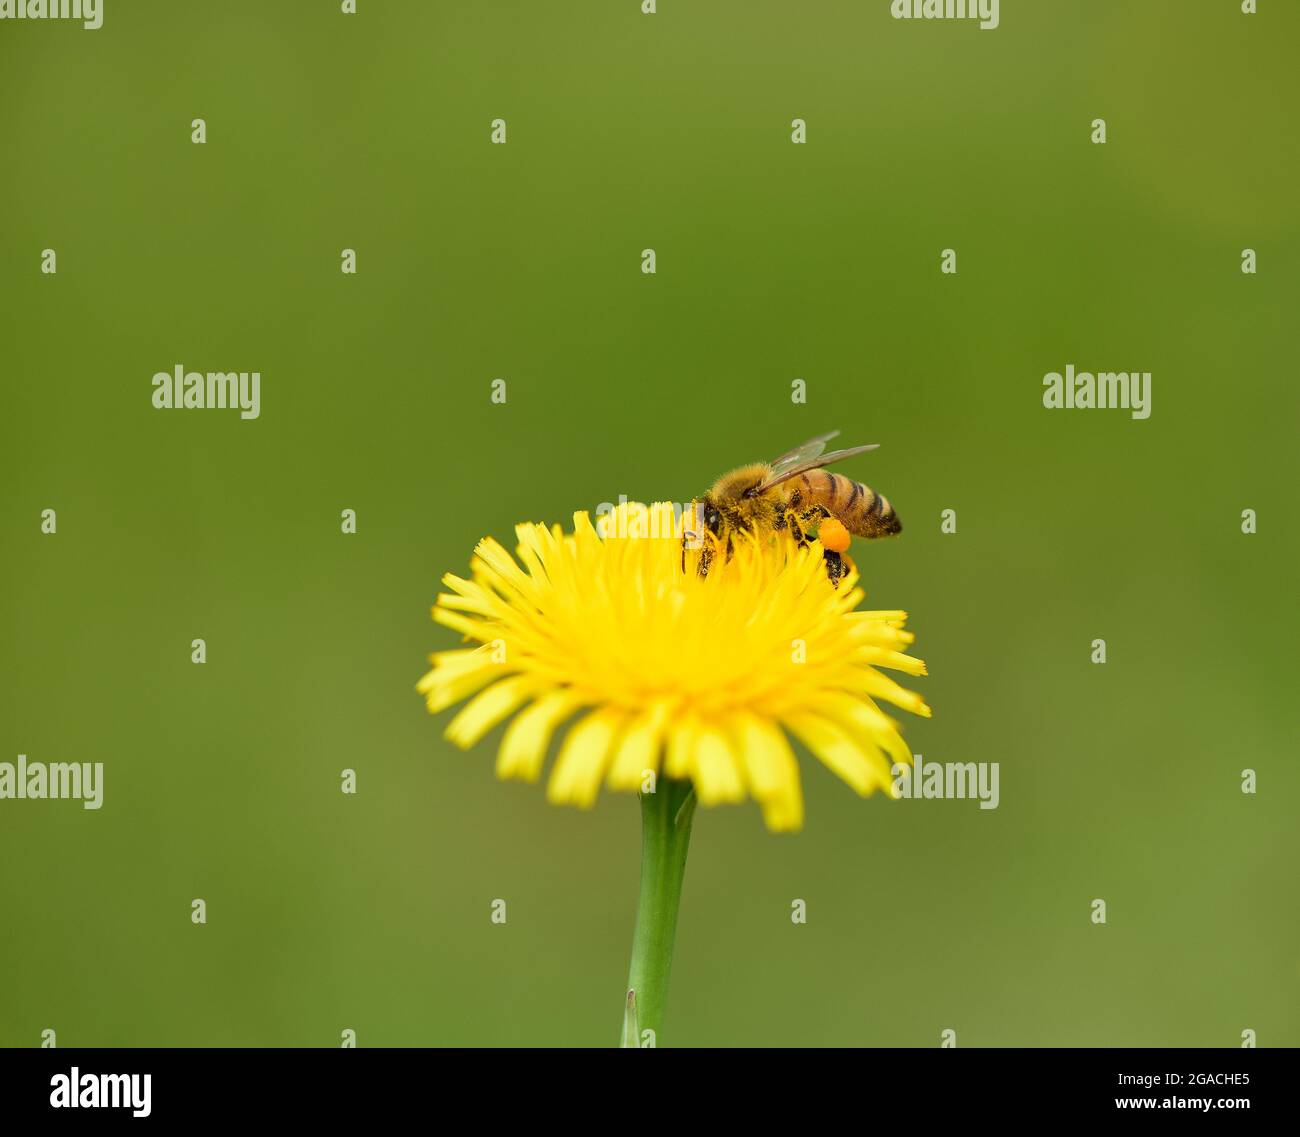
xmin=791 ymin=469 xmax=901 ymax=538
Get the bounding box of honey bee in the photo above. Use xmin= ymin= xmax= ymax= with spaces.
xmin=685 ymin=431 xmax=901 ymax=585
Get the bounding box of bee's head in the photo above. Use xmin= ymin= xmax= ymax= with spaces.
xmin=700 ymin=497 xmax=723 ymax=536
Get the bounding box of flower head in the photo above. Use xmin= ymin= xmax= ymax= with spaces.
xmin=418 ymin=502 xmax=929 ymax=831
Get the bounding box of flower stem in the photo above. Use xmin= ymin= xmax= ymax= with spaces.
xmin=621 ymin=777 xmax=696 ymax=1047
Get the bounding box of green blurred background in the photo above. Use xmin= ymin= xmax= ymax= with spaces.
xmin=2 ymin=1 xmax=1296 ymax=1048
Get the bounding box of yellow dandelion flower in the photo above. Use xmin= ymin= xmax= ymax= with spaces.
xmin=417 ymin=500 xmax=930 ymax=833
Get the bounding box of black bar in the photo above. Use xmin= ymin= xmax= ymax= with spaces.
xmin=0 ymin=1046 xmax=1288 ymax=1123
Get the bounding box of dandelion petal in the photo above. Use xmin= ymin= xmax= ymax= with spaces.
xmin=547 ymin=708 xmax=625 ymax=809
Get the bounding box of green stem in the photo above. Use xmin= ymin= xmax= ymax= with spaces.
xmin=621 ymin=778 xmax=696 ymax=1047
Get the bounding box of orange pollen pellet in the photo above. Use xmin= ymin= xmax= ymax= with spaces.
xmin=818 ymin=517 xmax=851 ymax=553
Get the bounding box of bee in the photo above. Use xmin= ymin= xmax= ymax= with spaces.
xmin=685 ymin=431 xmax=901 ymax=585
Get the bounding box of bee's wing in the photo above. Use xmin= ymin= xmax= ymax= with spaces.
xmin=753 ymin=443 xmax=880 ymax=494
xmin=766 ymin=431 xmax=840 ymax=480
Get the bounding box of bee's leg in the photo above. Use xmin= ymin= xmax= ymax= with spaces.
xmin=822 ymin=550 xmax=844 ymax=586
xmin=695 ymin=542 xmax=714 ymax=578
xmin=799 ymin=505 xmax=841 ymax=560
xmin=784 ymin=510 xmax=809 ymax=547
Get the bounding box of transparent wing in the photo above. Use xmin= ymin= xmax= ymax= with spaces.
xmin=754 ymin=443 xmax=880 ymax=494
xmin=766 ymin=431 xmax=840 ymax=481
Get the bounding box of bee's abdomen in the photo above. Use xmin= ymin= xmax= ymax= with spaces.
xmin=800 ymin=470 xmax=901 ymax=539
